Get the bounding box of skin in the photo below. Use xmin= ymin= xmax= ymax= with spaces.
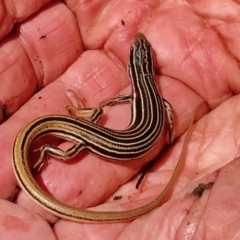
xmin=1 ymin=0 xmax=240 ymax=239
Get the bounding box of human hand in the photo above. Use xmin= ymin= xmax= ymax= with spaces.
xmin=0 ymin=1 xmax=240 ymax=239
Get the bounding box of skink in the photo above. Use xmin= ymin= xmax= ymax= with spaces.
xmin=12 ymin=33 xmax=188 ymax=223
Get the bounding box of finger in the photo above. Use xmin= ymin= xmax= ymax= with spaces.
xmin=0 ymin=199 xmax=55 ymax=239
xmin=0 ymin=2 xmax=82 ymax=121
xmin=0 ymin=0 xmax=52 ymax=40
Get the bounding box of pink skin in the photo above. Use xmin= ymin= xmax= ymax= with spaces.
xmin=1 ymin=1 xmax=240 ymax=239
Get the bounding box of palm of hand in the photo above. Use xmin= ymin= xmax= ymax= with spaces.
xmin=0 ymin=1 xmax=239 ymax=239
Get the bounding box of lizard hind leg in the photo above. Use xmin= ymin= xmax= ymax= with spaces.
xmin=33 ymin=141 xmax=86 ymax=173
